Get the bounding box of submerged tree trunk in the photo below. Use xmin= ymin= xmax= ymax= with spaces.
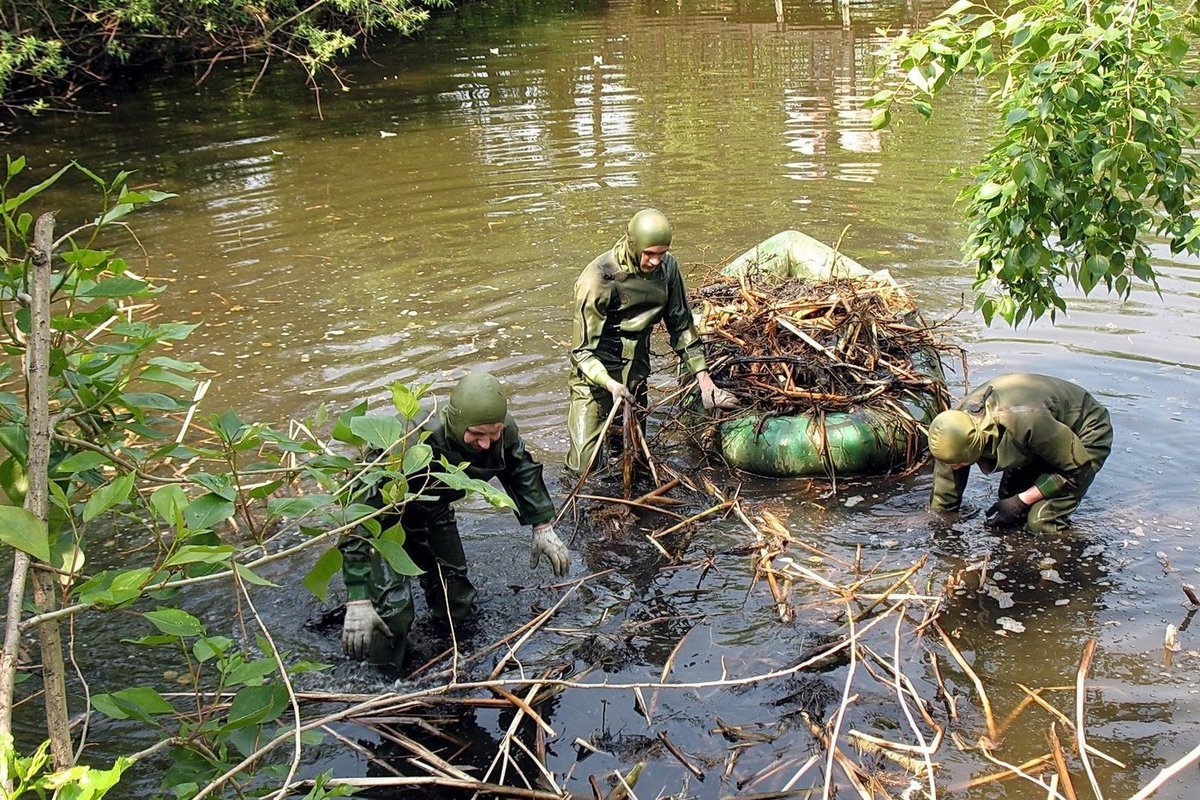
xmin=26 ymin=213 xmax=73 ymax=769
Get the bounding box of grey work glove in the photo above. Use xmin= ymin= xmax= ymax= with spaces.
xmin=701 ymin=382 xmax=740 ymax=411
xmin=341 ymin=599 xmax=392 ymax=660
xmin=605 ymin=379 xmax=633 ymax=406
xmin=530 ymin=523 xmax=570 ymax=577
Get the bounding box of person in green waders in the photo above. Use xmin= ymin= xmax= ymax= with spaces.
xmin=567 ymin=208 xmax=739 ymax=474
xmin=926 ymin=373 xmax=1113 ymax=535
xmin=340 ymin=370 xmax=570 ymax=668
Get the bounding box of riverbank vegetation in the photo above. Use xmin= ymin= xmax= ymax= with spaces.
xmin=869 ymin=0 xmax=1200 ymax=325
xmin=0 ymin=0 xmax=450 ymax=117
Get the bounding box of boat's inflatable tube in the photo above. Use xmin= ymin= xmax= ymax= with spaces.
xmin=713 ymin=230 xmax=945 ymax=477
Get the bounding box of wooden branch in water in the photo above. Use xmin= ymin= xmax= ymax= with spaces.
xmin=1047 ymin=722 xmax=1079 ymax=800
xmin=1073 ymin=639 xmax=1104 ymax=800
xmin=935 ymin=622 xmax=998 ymax=743
xmin=649 ymin=500 xmax=734 ymax=540
xmin=575 ymin=493 xmax=685 ymax=520
xmin=657 ymin=731 xmax=704 ymax=779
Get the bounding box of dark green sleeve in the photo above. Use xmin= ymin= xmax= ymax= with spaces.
xmin=339 ymin=533 xmax=375 ymax=601
xmin=338 ymin=454 xmax=399 ymax=601
xmin=663 ymin=264 xmax=708 ymax=375
xmin=497 ymin=422 xmax=556 ymax=527
xmin=1013 ymin=413 xmax=1093 ymax=499
xmin=930 ymin=460 xmax=970 ymax=510
xmin=570 ymin=268 xmax=616 ymax=388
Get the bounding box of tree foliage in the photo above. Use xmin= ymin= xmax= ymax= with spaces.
xmin=868 ymin=0 xmax=1200 ymax=325
xmin=0 ymin=158 xmax=511 ymax=797
xmin=0 ymin=0 xmax=452 ymax=115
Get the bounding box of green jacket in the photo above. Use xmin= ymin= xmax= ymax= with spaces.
xmin=931 ymin=373 xmax=1112 ymax=510
xmin=569 ymin=237 xmax=708 ymax=388
xmin=342 ymin=409 xmax=555 ymax=600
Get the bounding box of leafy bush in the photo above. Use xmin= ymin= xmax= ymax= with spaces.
xmin=0 ymin=0 xmax=452 ymax=114
xmin=868 ymin=0 xmax=1200 ymax=324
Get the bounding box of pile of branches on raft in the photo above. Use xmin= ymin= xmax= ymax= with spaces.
xmin=691 ymin=271 xmax=956 ymax=417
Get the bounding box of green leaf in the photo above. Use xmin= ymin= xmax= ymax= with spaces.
xmin=303 ymin=548 xmax=343 ymax=601
xmin=0 ymin=423 xmax=29 ymax=463
xmin=1166 ymin=35 xmax=1189 ymax=65
xmin=193 ymin=635 xmax=233 ymax=663
xmin=150 ymin=484 xmax=188 ymax=527
xmin=430 ymin=467 xmax=516 ymax=509
xmin=330 ymin=401 xmax=368 ymax=446
xmin=77 ymin=276 xmax=151 ymax=299
xmin=119 ymin=392 xmax=187 ymax=411
xmin=402 ymin=443 xmax=433 ymax=474
xmin=1005 ymin=107 xmax=1030 ymax=125
xmin=52 ymin=451 xmax=111 ymax=474
xmin=372 ymin=538 xmax=423 ymax=576
xmin=184 ymin=493 xmax=236 ymax=532
xmin=977 ymin=182 xmax=1003 ymax=201
xmin=143 ymin=608 xmax=205 ymax=637
xmin=189 ymin=472 xmax=236 ymax=500
xmin=91 ymin=687 xmax=174 ymax=723
xmin=81 ymin=473 xmax=135 ymax=523
xmin=223 ymin=656 xmax=276 ymax=687
xmin=235 ymin=562 xmax=279 ymax=587
xmin=349 ymin=414 xmax=405 ymax=452
xmin=1 ymin=163 xmax=71 ymax=214
xmin=870 ymin=108 xmax=891 ymax=130
xmin=213 ymin=409 xmax=247 ymax=443
xmin=942 ymin=0 xmax=975 ymax=17
xmin=138 ymin=365 xmax=199 ymax=391
xmin=0 ymin=456 xmax=28 ymax=505
xmin=0 ymin=506 xmax=50 ymax=561
xmin=391 ymin=382 xmax=422 ymax=419
xmin=222 ymin=685 xmax=289 ymax=731
xmin=163 ymin=545 xmax=235 ymax=567
xmin=268 ymin=494 xmax=333 ymax=521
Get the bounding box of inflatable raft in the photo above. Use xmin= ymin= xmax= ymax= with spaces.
xmin=707 ymin=230 xmax=946 ymax=478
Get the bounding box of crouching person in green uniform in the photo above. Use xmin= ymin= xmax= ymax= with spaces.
xmin=927 ymin=373 xmax=1113 ymax=535
xmin=566 ymin=207 xmax=738 ymax=474
xmin=340 ymin=370 xmax=570 ymax=668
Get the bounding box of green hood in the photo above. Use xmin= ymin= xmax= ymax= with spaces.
xmin=443 ymin=371 xmax=508 ymax=443
xmin=927 ymin=409 xmax=983 ymax=464
xmin=622 ymin=208 xmax=673 ymax=266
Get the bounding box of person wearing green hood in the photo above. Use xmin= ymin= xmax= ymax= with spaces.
xmin=567 ymin=207 xmax=739 ymax=474
xmin=927 ymin=373 xmax=1113 ymax=535
xmin=340 ymin=370 xmax=570 ymax=668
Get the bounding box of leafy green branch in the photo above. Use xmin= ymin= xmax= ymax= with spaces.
xmin=0 ymin=159 xmax=515 ymax=798
xmin=868 ymin=0 xmax=1200 ymax=324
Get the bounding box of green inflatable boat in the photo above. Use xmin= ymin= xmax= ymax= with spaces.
xmin=708 ymin=230 xmax=947 ymax=478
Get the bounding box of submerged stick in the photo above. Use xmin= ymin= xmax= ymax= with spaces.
xmin=1047 ymin=723 xmax=1079 ymax=800
xmin=935 ymin=622 xmax=998 ymax=743
xmin=1073 ymin=639 xmax=1104 ymax=800
xmin=658 ymin=731 xmax=704 ymax=779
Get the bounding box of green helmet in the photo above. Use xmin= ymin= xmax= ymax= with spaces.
xmin=444 ymin=371 xmax=507 ymax=443
xmin=627 ymin=208 xmax=673 ymax=262
xmin=927 ymin=410 xmax=983 ymax=464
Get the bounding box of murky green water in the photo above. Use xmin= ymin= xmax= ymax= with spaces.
xmin=6 ymin=0 xmax=1200 ymax=797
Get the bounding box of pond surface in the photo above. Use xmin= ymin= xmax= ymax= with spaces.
xmin=6 ymin=0 xmax=1200 ymax=797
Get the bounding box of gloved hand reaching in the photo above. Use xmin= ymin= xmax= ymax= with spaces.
xmin=986 ymin=495 xmax=1031 ymax=528
xmin=530 ymin=523 xmax=570 ymax=577
xmin=605 ymin=380 xmax=633 ymax=406
xmin=341 ymin=599 xmax=392 ymax=660
xmin=701 ymin=382 xmax=740 ymax=410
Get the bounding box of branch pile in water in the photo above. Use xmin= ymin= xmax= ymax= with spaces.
xmin=691 ymin=272 xmax=953 ymax=416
